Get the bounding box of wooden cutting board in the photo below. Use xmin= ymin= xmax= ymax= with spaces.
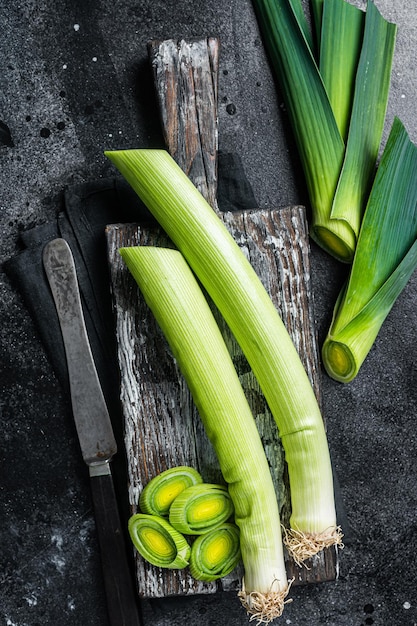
xmin=106 ymin=37 xmax=339 ymax=599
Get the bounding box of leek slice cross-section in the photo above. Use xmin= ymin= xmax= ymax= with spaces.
xmin=169 ymin=483 xmax=234 ymax=535
xmin=323 ymin=118 xmax=417 ymax=383
xmin=139 ymin=466 xmax=203 ymax=517
xmin=128 ymin=513 xmax=191 ymax=569
xmin=189 ymin=523 xmax=241 ymax=582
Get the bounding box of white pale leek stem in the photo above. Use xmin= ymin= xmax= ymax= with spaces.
xmin=120 ymin=246 xmax=290 ymax=620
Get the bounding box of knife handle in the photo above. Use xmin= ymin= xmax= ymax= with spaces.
xmin=89 ymin=465 xmax=143 ymax=626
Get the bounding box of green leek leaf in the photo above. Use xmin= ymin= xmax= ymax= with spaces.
xmin=251 ymin=0 xmax=355 ymax=261
xmin=189 ymin=523 xmax=241 ymax=582
xmin=139 ymin=466 xmax=203 ymax=517
xmin=288 ymin=0 xmax=314 ymax=51
xmin=328 ymin=0 xmax=397 ymax=242
xmin=310 ymin=0 xmax=324 ymax=48
xmin=323 ymin=118 xmax=417 ymax=382
xmin=128 ymin=513 xmax=191 ymax=569
xmin=319 ymin=0 xmax=364 ymax=140
xmin=252 ymin=0 xmax=397 ymax=262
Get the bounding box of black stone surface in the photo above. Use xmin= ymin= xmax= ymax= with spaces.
xmin=1 ymin=1 xmax=417 ymax=625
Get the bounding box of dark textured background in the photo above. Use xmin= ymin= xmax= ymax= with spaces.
xmin=1 ymin=1 xmax=416 ymax=625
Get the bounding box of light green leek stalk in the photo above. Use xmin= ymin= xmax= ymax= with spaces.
xmin=106 ymin=149 xmax=341 ymax=563
xmin=190 ymin=523 xmax=241 ymax=582
xmin=139 ymin=466 xmax=203 ymax=517
xmin=128 ymin=513 xmax=191 ymax=569
xmin=169 ymin=484 xmax=234 ymax=535
xmin=322 ymin=118 xmax=417 ymax=383
xmin=120 ymin=246 xmax=290 ymax=620
xmin=328 ymin=0 xmax=397 ymax=241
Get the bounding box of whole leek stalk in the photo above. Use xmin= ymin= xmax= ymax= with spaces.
xmin=189 ymin=523 xmax=241 ymax=582
xmin=169 ymin=483 xmax=235 ymax=535
xmin=106 ymin=149 xmax=342 ymax=564
xmin=322 ymin=118 xmax=417 ymax=383
xmin=139 ymin=466 xmax=203 ymax=517
xmin=120 ymin=245 xmax=290 ymax=620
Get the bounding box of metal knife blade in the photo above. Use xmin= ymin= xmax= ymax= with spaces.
xmin=43 ymin=237 xmax=142 ymax=626
xmin=43 ymin=237 xmax=116 ymax=468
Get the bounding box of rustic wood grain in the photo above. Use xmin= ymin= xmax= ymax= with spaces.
xmin=148 ymin=37 xmax=219 ymax=212
xmin=106 ymin=36 xmax=339 ymax=599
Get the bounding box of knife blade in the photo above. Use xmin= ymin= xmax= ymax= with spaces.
xmin=43 ymin=237 xmax=142 ymax=626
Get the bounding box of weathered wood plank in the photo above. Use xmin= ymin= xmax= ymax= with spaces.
xmin=106 ymin=36 xmax=338 ymax=599
xmin=148 ymin=37 xmax=219 ymax=212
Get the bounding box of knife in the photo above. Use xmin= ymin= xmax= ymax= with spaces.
xmin=43 ymin=237 xmax=142 ymax=626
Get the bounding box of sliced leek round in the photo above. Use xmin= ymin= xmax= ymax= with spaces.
xmin=189 ymin=523 xmax=241 ymax=582
xmin=139 ymin=466 xmax=203 ymax=517
xmin=128 ymin=513 xmax=190 ymax=569
xmin=169 ymin=483 xmax=234 ymax=535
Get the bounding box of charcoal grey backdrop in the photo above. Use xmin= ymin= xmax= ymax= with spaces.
xmin=1 ymin=1 xmax=416 ymax=625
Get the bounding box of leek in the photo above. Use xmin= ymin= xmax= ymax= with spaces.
xmin=189 ymin=523 xmax=241 ymax=582
xmin=128 ymin=513 xmax=191 ymax=569
xmin=139 ymin=466 xmax=203 ymax=517
xmin=251 ymin=0 xmax=396 ymax=262
xmin=328 ymin=1 xmax=397 ymax=240
xmin=322 ymin=118 xmax=417 ymax=383
xmin=120 ymin=245 xmax=290 ymax=620
xmin=319 ymin=0 xmax=364 ymax=141
xmin=107 ymin=149 xmax=342 ymax=564
xmin=169 ymin=483 xmax=234 ymax=535
xmin=251 ymin=0 xmax=350 ymax=261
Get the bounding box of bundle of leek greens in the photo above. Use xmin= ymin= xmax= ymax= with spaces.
xmin=107 ymin=149 xmax=343 ymax=621
xmin=253 ymin=0 xmax=417 ymax=382
xmin=251 ymin=0 xmax=397 ymax=263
